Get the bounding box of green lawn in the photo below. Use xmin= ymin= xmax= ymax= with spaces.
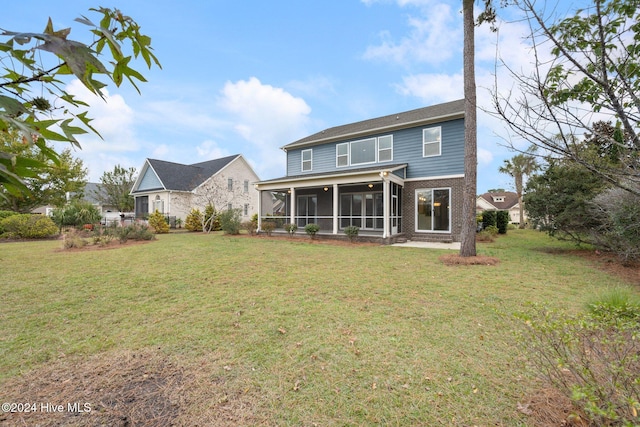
xmin=0 ymin=230 xmax=634 ymax=425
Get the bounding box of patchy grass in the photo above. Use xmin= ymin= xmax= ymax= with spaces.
xmin=0 ymin=230 xmax=636 ymax=426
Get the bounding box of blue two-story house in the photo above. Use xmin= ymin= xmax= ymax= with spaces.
xmin=255 ymin=99 xmax=465 ymax=243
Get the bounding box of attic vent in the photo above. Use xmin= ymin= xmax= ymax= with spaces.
xmin=492 ymin=196 xmax=505 ymax=203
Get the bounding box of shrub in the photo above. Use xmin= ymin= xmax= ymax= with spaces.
xmin=218 ymin=208 xmax=242 ymax=235
xmin=284 ymin=223 xmax=297 ymax=236
xmin=589 ymin=184 xmax=640 ymax=263
xmin=344 ymin=225 xmax=359 ymax=242
xmin=0 ymin=214 xmax=58 ymax=239
xmin=250 ymin=213 xmax=258 ymax=232
xmin=185 ymin=208 xmax=203 ymax=232
xmin=203 ymin=204 xmax=221 ymax=232
xmin=0 ymin=210 xmax=18 ymax=234
xmin=481 ymin=210 xmax=497 ymax=229
xmin=261 ymin=221 xmax=276 ymax=236
xmin=114 ymin=223 xmax=156 ymax=243
xmin=242 ymin=220 xmax=257 ymax=235
xmin=148 ymin=210 xmax=170 ymax=234
xmin=50 ymin=200 xmax=101 ymax=230
xmin=304 ymin=223 xmax=320 ymax=239
xmin=475 ymin=230 xmax=495 ymax=242
xmin=585 ymin=286 xmax=640 ymax=320
xmin=516 ymin=303 xmax=640 ymax=426
xmin=496 ymin=210 xmax=509 ymax=234
xmin=484 ymin=225 xmax=499 ymax=237
xmin=63 ymin=229 xmax=87 ymax=249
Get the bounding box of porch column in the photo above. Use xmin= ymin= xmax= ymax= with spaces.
xmin=382 ymin=178 xmax=390 ymax=238
xmin=332 ymin=183 xmax=339 ymax=234
xmin=289 ymin=187 xmax=296 ymax=225
xmin=256 ymin=188 xmax=262 ymax=231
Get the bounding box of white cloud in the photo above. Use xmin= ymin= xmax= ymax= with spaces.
xmin=64 ymin=80 xmax=137 ymax=153
xmin=362 ymin=1 xmax=461 ymax=66
xmin=218 ymin=77 xmax=312 ymax=178
xmin=195 ymin=140 xmax=229 ymax=160
xmin=394 ymin=72 xmax=463 ymax=104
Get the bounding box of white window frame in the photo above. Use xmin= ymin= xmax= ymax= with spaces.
xmin=378 ymin=135 xmax=393 ymax=162
xmin=350 ymin=137 xmax=377 ymax=166
xmin=423 ymin=127 xmax=442 ymax=157
xmin=301 ymin=149 xmax=313 ymax=172
xmin=336 ymin=142 xmax=349 ymax=167
xmin=414 ymin=187 xmax=451 ymax=233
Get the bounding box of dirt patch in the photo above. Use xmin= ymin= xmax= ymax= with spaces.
xmin=439 ymin=253 xmax=500 ymax=266
xmin=0 ymin=348 xmax=262 ymax=426
xmin=57 ymin=238 xmax=155 ymax=252
xmin=570 ymin=249 xmax=640 ymax=285
xmin=519 ymin=386 xmax=588 ymax=427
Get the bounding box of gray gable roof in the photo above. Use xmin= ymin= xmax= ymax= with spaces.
xmin=284 ymin=99 xmax=465 ymax=150
xmin=146 ymin=154 xmax=240 ymax=192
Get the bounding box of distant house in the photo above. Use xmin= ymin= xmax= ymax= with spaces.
xmin=255 ymin=99 xmax=466 ymax=243
xmin=130 ymin=154 xmax=260 ymax=223
xmin=32 ymin=182 xmax=119 ymax=220
xmin=476 ymin=191 xmax=522 ymax=224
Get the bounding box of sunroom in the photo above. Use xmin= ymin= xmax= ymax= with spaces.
xmin=255 ymin=164 xmax=406 ymax=241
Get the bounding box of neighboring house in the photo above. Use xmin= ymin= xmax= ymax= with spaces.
xmin=130 ymin=154 xmax=260 ymax=223
xmin=255 ymin=99 xmax=466 ymax=243
xmin=32 ymin=182 xmax=120 ymax=219
xmin=476 ymin=191 xmax=522 ymax=224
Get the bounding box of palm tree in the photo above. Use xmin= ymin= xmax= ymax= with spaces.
xmin=499 ymin=154 xmax=538 ymax=228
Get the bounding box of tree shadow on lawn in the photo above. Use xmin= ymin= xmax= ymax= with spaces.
xmin=0 ymin=348 xmax=262 ymax=426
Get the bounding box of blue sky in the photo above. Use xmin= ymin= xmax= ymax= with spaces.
xmin=4 ymin=0 xmax=579 ymax=193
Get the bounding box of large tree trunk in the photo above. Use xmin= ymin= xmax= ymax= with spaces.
xmin=460 ymin=0 xmax=477 ymax=257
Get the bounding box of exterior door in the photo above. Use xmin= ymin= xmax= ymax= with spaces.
xmin=391 ymin=193 xmax=398 ymax=234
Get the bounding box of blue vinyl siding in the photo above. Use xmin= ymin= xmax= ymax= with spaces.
xmin=286 ymin=118 xmax=464 ymax=178
xmin=137 ymin=166 xmax=163 ymax=191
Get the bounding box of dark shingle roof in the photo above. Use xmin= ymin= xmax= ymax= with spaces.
xmin=147 ymin=154 xmax=239 ymax=191
xmin=284 ymin=99 xmax=465 ymax=150
xmin=478 ymin=192 xmax=519 ymax=209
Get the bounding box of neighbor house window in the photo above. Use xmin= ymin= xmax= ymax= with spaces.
xmin=228 ymin=178 xmax=233 ymax=191
xmin=244 ymin=204 xmax=249 ymax=215
xmin=302 ymin=149 xmax=312 ymax=172
xmin=350 ymin=138 xmax=376 ymax=165
xmin=227 ymin=203 xmax=233 ymax=211
xmin=244 ymin=180 xmax=249 ymax=193
xmin=415 ymin=188 xmax=450 ymax=232
xmin=423 ymin=127 xmax=441 ymax=157
xmin=378 ymin=135 xmax=393 ymax=162
xmin=336 ymin=143 xmax=349 ymax=167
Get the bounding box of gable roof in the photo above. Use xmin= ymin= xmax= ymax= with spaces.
xmin=283 ymin=99 xmax=465 ymax=150
xmin=135 ymin=154 xmax=240 ymax=193
xmin=477 ymin=191 xmax=519 ymax=210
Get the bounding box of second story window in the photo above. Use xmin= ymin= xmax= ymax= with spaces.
xmin=244 ymin=180 xmax=249 ymax=193
xmin=302 ymin=149 xmax=312 ymax=172
xmin=228 ymin=178 xmax=233 ymax=191
xmin=336 ymin=143 xmax=349 ymax=167
xmin=378 ymin=135 xmax=393 ymax=162
xmin=351 ymin=138 xmax=376 ymax=165
xmin=423 ymin=127 xmax=441 ymax=157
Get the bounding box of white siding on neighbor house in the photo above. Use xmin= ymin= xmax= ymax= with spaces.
xmin=286 ymin=118 xmax=465 ymax=179
xmin=138 ymin=166 xmax=163 ymax=191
